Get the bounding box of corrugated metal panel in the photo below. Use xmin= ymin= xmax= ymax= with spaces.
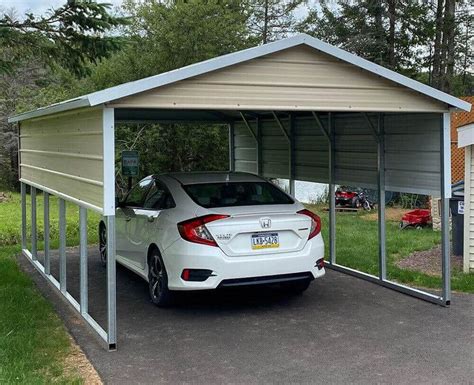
xmin=109 ymin=46 xmax=447 ymax=113
xmin=384 ymin=113 xmax=441 ymax=195
xmin=19 ymin=109 xmax=104 ymax=210
xmin=235 ymin=112 xmax=442 ymax=195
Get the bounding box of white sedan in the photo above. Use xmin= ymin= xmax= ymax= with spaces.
xmin=99 ymin=172 xmax=325 ymax=306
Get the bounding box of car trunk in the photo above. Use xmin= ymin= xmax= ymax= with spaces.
xmin=205 ymin=206 xmax=311 ymax=257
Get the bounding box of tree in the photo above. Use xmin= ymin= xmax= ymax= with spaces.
xmin=0 ymin=0 xmax=127 ymax=77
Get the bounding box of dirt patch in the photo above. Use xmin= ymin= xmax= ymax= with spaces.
xmin=64 ymin=334 xmax=102 ymax=384
xmin=362 ymin=207 xmax=410 ymax=222
xmin=0 ymin=192 xmax=11 ymax=203
xmin=396 ymin=245 xmax=463 ymax=276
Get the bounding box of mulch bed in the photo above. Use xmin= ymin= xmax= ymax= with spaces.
xmin=396 ymin=244 xmax=463 ymax=276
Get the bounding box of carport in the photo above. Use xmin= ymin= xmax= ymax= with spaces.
xmin=9 ymin=34 xmax=471 ymax=350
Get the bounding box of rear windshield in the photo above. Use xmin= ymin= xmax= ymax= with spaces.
xmin=183 ymin=182 xmax=294 ymax=208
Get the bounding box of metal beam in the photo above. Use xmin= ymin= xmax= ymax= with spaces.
xmin=106 ymin=215 xmax=117 ymax=350
xmin=312 ymin=111 xmax=330 ymax=141
xmin=289 ymin=113 xmax=296 ymax=196
xmin=43 ymin=192 xmax=50 ymax=275
xmin=239 ymin=112 xmax=258 ymax=142
xmin=256 ymin=117 xmax=262 ymax=175
xmin=59 ymin=198 xmax=67 ymax=294
xmin=363 ymin=113 xmax=380 ymax=143
xmin=21 ymin=183 xmax=26 ymax=250
xmin=228 ymin=122 xmax=235 ymax=172
xmin=80 ymin=207 xmax=88 ymax=316
xmin=31 ymin=187 xmax=37 ymax=261
xmin=271 ymin=111 xmax=291 ymax=143
xmin=328 ymin=112 xmax=336 ymax=265
xmin=441 ymin=113 xmax=451 ymax=304
xmin=377 ymin=114 xmax=386 ymax=280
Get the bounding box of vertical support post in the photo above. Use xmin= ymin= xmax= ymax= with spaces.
xmin=43 ymin=192 xmax=50 ymax=275
xmin=79 ymin=207 xmax=88 ymax=315
xmin=106 ymin=215 xmax=117 ymax=348
xmin=256 ymin=116 xmax=262 ymax=176
xmin=59 ymin=198 xmax=67 ymax=294
xmin=289 ymin=113 xmax=296 ymax=197
xmin=21 ymin=182 xmax=27 ymax=250
xmin=377 ymin=114 xmax=386 ymax=280
xmin=328 ymin=112 xmax=336 ymax=265
xmin=103 ymin=107 xmax=117 ymax=349
xmin=228 ymin=122 xmax=235 ymax=172
xmin=441 ymin=112 xmax=451 ymax=304
xmin=31 ymin=186 xmax=37 ymax=261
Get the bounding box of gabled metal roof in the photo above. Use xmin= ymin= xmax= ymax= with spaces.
xmin=9 ymin=33 xmax=471 ymax=123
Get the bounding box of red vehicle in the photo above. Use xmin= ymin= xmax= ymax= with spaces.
xmin=399 ymin=209 xmax=431 ymax=229
xmin=335 ymin=187 xmax=374 ymax=210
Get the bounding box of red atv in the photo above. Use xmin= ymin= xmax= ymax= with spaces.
xmin=335 ymin=187 xmax=374 ymax=210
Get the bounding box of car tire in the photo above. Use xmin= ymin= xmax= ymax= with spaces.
xmin=99 ymin=222 xmax=107 ymax=267
xmin=148 ymin=248 xmax=173 ymax=307
xmin=281 ymin=279 xmax=311 ymax=295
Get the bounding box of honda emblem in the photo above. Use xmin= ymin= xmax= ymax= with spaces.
xmin=260 ymin=218 xmax=271 ymax=229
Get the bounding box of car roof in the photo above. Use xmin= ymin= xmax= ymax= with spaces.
xmin=160 ymin=172 xmax=265 ymax=185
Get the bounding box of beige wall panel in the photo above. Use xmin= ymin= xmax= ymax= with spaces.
xmin=110 ymin=46 xmax=448 ymax=113
xmin=19 ymin=108 xmax=104 ymax=211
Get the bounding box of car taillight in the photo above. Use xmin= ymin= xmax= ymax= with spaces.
xmin=297 ymin=209 xmax=321 ymax=239
xmin=177 ymin=214 xmax=229 ymax=247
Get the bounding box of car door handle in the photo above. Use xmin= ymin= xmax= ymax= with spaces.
xmin=125 ymin=217 xmax=131 ymax=222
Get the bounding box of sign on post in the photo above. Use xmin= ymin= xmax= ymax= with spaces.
xmin=122 ymin=151 xmax=139 ymax=177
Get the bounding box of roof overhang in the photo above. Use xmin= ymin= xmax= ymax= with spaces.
xmin=8 ymin=34 xmax=472 ymax=123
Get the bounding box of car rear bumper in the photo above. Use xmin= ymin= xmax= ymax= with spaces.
xmin=162 ymin=235 xmax=325 ymax=290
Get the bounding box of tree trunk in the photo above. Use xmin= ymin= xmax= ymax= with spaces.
xmin=432 ymin=0 xmax=444 ymax=88
xmin=263 ymin=0 xmax=269 ymax=44
xmin=387 ymin=0 xmax=396 ymax=68
xmin=442 ymin=0 xmax=456 ymax=93
xmin=373 ymin=0 xmax=385 ymax=65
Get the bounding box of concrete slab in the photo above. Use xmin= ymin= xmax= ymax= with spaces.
xmin=19 ymin=249 xmax=474 ymax=385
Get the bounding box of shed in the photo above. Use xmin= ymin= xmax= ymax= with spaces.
xmin=9 ymin=34 xmax=471 ymax=349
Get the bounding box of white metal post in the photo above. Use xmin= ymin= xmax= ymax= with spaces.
xmin=21 ymin=183 xmax=27 ymax=250
xmin=79 ymin=206 xmax=88 ymax=315
xmin=328 ymin=112 xmax=336 ymax=265
xmin=31 ymin=186 xmax=37 ymax=261
xmin=257 ymin=116 xmax=262 ymax=176
xmin=59 ymin=198 xmax=67 ymax=294
xmin=441 ymin=112 xmax=451 ymax=304
xmin=289 ymin=113 xmax=296 ymax=197
xmin=377 ymin=114 xmax=386 ymax=280
xmin=103 ymin=107 xmax=117 ymax=349
xmin=43 ymin=192 xmax=50 ymax=275
xmin=228 ymin=122 xmax=235 ymax=172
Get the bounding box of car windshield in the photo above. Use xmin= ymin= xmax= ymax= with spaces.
xmin=183 ymin=181 xmax=294 ymax=208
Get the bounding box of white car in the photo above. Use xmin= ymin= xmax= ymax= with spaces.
xmin=99 ymin=172 xmax=325 ymax=306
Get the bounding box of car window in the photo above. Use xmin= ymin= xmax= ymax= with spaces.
xmin=144 ymin=181 xmax=176 ymax=210
xmin=123 ymin=178 xmax=152 ymax=207
xmin=182 ymin=181 xmax=294 ymax=208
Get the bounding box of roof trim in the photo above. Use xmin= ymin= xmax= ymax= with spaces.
xmin=9 ymin=34 xmax=471 ymax=122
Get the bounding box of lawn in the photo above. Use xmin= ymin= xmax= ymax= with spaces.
xmin=0 ymin=192 xmax=100 ymax=384
xmin=307 ymin=204 xmax=474 ymax=293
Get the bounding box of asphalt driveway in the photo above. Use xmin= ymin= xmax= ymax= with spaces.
xmin=20 ymin=248 xmax=474 ymax=385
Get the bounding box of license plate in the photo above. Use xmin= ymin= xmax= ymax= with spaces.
xmin=251 ymin=232 xmax=279 ymax=250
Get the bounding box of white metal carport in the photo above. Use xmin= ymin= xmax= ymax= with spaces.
xmin=9 ymin=34 xmax=472 ymax=350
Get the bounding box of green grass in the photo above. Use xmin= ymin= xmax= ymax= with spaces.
xmin=0 ymin=193 xmax=100 ymax=384
xmin=307 ymin=204 xmax=474 ymax=293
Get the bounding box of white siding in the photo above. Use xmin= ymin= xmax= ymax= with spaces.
xmin=19 ymin=108 xmax=104 ymax=211
xmin=463 ymin=146 xmax=474 ymax=272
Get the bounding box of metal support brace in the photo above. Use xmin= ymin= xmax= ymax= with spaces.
xmin=363 ymin=113 xmax=380 ymax=144
xmin=328 ymin=113 xmax=336 ymax=265
xmin=441 ymin=113 xmax=451 ymax=304
xmin=377 ymin=114 xmax=386 ymax=280
xmin=239 ymin=112 xmax=258 ymax=142
xmin=80 ymin=207 xmax=88 ymax=315
xmin=228 ymin=122 xmax=235 ymax=172
xmin=43 ymin=192 xmax=50 ymax=275
xmin=31 ymin=187 xmax=37 ymax=260
xmin=21 ymin=183 xmax=26 ymax=250
xmin=289 ymin=113 xmax=296 ymax=196
xmin=59 ymin=198 xmax=67 ymax=294
xmin=106 ymin=215 xmax=117 ymax=349
xmin=271 ymin=111 xmax=291 ymax=143
xmin=312 ymin=112 xmax=330 ymax=141
xmin=256 ymin=117 xmax=262 ymax=176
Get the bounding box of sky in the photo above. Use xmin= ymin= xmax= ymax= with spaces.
xmin=0 ymin=0 xmax=124 ymax=17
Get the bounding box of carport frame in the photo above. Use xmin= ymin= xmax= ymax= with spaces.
xmin=11 ymin=34 xmax=470 ymax=351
